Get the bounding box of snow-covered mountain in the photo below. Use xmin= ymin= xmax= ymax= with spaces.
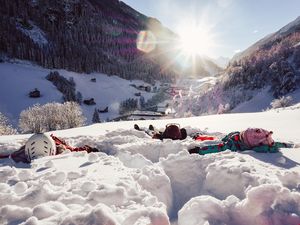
xmin=232 ymin=16 xmax=300 ymax=62
xmin=190 ymin=16 xmax=300 ymax=115
xmin=1 ymin=105 xmax=300 ymax=225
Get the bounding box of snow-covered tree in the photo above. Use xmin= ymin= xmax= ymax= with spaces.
xmin=0 ymin=112 xmax=17 ymax=135
xmin=270 ymin=96 xmax=293 ymax=109
xmin=43 ymin=102 xmax=63 ymax=131
xmin=19 ymin=104 xmax=45 ymax=133
xmin=62 ymin=102 xmax=86 ymax=128
xmin=217 ymin=103 xmax=230 ymax=114
xmin=19 ymin=102 xmax=86 ymax=133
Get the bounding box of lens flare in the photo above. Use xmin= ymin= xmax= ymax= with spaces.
xmin=136 ymin=30 xmax=157 ymax=53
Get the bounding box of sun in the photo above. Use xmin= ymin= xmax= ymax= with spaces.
xmin=177 ymin=24 xmax=216 ymax=57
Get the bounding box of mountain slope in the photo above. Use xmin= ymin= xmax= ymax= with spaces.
xmin=0 ymin=0 xmax=176 ymax=82
xmin=191 ymin=16 xmax=300 ymax=115
xmin=0 ymin=61 xmax=156 ymax=127
xmin=233 ymin=16 xmax=300 ymax=62
xmin=0 ymin=0 xmax=220 ymax=82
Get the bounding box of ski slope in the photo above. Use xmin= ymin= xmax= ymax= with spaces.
xmin=1 ymin=105 xmax=300 ymax=225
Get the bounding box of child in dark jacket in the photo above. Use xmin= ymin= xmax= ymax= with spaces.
xmin=134 ymin=124 xmax=187 ymax=140
xmin=189 ymin=128 xmax=293 ymax=155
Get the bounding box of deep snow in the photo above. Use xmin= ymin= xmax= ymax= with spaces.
xmin=1 ymin=105 xmax=300 ymax=225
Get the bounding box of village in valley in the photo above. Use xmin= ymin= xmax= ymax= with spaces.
xmin=113 ymin=76 xmax=216 ymax=121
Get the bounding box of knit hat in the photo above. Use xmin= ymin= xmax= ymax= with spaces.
xmin=241 ymin=128 xmax=274 ymax=148
xmin=162 ymin=124 xmax=187 ymax=140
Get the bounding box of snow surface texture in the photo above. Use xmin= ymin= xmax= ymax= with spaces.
xmin=1 ymin=106 xmax=300 ymax=224
xmin=0 ymin=62 xmax=155 ymax=125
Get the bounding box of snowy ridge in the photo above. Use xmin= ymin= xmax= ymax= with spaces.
xmin=1 ymin=106 xmax=300 ymax=224
xmin=278 ymin=16 xmax=300 ymax=34
xmin=232 ymin=16 xmax=300 ymax=62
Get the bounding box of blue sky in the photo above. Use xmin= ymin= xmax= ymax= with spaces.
xmin=121 ymin=0 xmax=300 ymax=58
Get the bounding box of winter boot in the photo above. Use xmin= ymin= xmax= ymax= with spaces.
xmin=134 ymin=124 xmax=140 ymax=130
xmin=149 ymin=124 xmax=155 ymax=131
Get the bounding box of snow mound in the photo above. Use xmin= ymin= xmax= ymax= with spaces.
xmin=0 ymin=152 xmax=170 ymax=225
xmin=178 ymin=184 xmax=300 ymax=225
xmin=160 ymin=149 xmax=300 ymax=221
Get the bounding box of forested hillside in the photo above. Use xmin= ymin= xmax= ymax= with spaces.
xmin=225 ymin=21 xmax=300 ymax=98
xmin=189 ymin=17 xmax=300 ymax=115
xmin=0 ymin=0 xmax=182 ymax=83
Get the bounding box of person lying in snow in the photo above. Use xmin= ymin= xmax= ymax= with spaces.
xmin=134 ymin=123 xmax=187 ymax=140
xmin=0 ymin=133 xmax=99 ymax=164
xmin=189 ymin=128 xmax=294 ymax=155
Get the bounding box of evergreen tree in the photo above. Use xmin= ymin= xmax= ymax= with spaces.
xmin=76 ymin=91 xmax=83 ymax=105
xmin=119 ymin=98 xmax=138 ymax=115
xmin=92 ymin=108 xmax=101 ymax=123
xmin=46 ymin=71 xmax=77 ymax=102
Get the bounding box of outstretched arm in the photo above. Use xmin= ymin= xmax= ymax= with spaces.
xmin=188 ymin=142 xmax=294 ymax=155
xmin=251 ymin=142 xmax=294 ymax=153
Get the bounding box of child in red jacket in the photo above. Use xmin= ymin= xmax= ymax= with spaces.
xmin=0 ymin=133 xmax=98 ymax=163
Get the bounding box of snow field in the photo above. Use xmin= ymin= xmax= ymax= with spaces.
xmin=1 ymin=106 xmax=300 ymax=224
xmin=77 ymin=127 xmax=300 ymax=224
xmin=0 ymin=151 xmax=170 ymax=225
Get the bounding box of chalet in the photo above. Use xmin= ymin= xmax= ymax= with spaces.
xmin=98 ymin=106 xmax=108 ymax=113
xmin=138 ymin=85 xmax=151 ymax=92
xmin=145 ymin=86 xmax=151 ymax=92
xmin=29 ymin=88 xmax=41 ymax=98
xmin=83 ymin=98 xmax=96 ymax=105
